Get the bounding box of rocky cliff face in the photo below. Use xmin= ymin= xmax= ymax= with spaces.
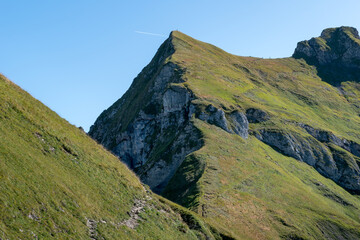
xmin=293 ymin=26 xmax=360 ymax=85
xmin=90 ymin=29 xmax=360 ymax=195
xmin=89 ymin=32 xmax=249 ymax=193
xmin=255 ymin=126 xmax=360 ymax=193
xmin=90 ymin=29 xmax=360 ymax=239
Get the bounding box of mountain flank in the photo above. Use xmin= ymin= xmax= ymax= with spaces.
xmin=0 ymin=74 xmax=230 ymax=239
xmin=90 ymin=27 xmax=360 ymax=239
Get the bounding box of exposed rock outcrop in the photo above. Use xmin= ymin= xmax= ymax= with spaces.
xmin=120 ymin=197 xmax=151 ymax=229
xmin=293 ymin=26 xmax=360 ymax=85
xmin=255 ymin=129 xmax=336 ymax=173
xmin=255 ymin=128 xmax=360 ymax=193
xmin=228 ymin=111 xmax=249 ymax=138
xmin=86 ymin=218 xmax=98 ymax=240
xmin=89 ymin=33 xmax=249 ymax=194
xmin=301 ymin=124 xmax=360 ymax=158
xmin=197 ymin=105 xmax=249 ymax=139
xmin=91 ymin=62 xmax=202 ymax=193
xmin=197 ymin=105 xmax=230 ymax=133
xmin=328 ymin=144 xmax=360 ymax=193
xmin=90 ymin=28 xmax=360 ymax=198
xmin=246 ymin=108 xmax=269 ymax=123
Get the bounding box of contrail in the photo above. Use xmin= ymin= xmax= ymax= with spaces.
xmin=135 ymin=31 xmax=166 ymax=37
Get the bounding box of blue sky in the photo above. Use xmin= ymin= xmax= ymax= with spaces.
xmin=1 ymin=1 xmax=359 ymax=131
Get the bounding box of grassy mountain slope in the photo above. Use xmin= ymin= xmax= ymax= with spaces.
xmin=169 ymin=31 xmax=360 ymax=139
xmin=166 ymin=120 xmax=360 ymax=239
xmin=88 ymin=29 xmax=360 ymax=239
xmin=0 ymin=74 xmax=222 ymax=239
xmin=161 ymin=31 xmax=360 ymax=239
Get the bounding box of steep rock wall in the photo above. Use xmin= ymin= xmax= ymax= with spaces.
xmin=255 ymin=127 xmax=360 ymax=193
xmin=293 ymin=26 xmax=360 ymax=85
xmin=90 ymin=29 xmax=360 ymax=198
xmin=89 ymin=35 xmax=249 ymax=193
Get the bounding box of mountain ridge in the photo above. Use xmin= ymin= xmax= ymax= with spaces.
xmin=90 ymin=27 xmax=360 ymax=239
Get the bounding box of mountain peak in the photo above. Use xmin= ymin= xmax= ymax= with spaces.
xmin=320 ymin=26 xmax=360 ymax=40
xmin=293 ymin=26 xmax=360 ymax=85
xmin=169 ymin=30 xmax=183 ymax=38
xmin=89 ymin=29 xmax=360 ymax=239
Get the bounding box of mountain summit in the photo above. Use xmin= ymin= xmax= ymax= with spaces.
xmin=293 ymin=26 xmax=360 ymax=85
xmin=90 ymin=28 xmax=360 ymax=239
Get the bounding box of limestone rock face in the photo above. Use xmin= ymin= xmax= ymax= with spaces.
xmin=198 ymin=105 xmax=230 ymax=133
xmin=301 ymin=124 xmax=360 ymax=158
xmin=246 ymin=108 xmax=269 ymax=123
xmin=256 ymin=128 xmax=360 ymax=193
xmin=90 ymin=29 xmax=360 ymax=197
xmin=228 ymin=111 xmax=249 ymax=139
xmin=89 ymin=33 xmax=249 ymax=193
xmin=256 ymin=129 xmax=336 ymax=172
xmin=197 ymin=105 xmax=249 ymax=139
xmin=293 ymin=26 xmax=360 ymax=85
xmin=90 ymin=62 xmax=201 ymax=193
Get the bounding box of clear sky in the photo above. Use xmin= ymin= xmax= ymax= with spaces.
xmin=1 ymin=1 xmax=359 ymax=131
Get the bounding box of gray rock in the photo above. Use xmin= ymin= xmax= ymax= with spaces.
xmin=110 ymin=77 xmax=200 ymax=193
xmin=329 ymin=145 xmax=360 ymax=193
xmin=90 ymin=58 xmax=248 ymax=195
xmin=197 ymin=105 xmax=249 ymax=138
xmin=293 ymin=27 xmax=360 ymax=66
xmin=256 ymin=129 xmax=335 ymax=168
xmin=246 ymin=108 xmax=269 ymax=123
xmin=301 ymin=124 xmax=360 ymax=158
xmin=198 ymin=105 xmax=231 ymax=132
xmin=163 ymin=85 xmax=190 ymax=114
xmin=256 ymin=128 xmax=360 ymax=193
xmin=301 ymin=124 xmax=343 ymax=146
xmin=228 ymin=111 xmax=249 ymax=139
xmin=89 ymin=40 xmax=204 ymax=193
xmin=293 ymin=26 xmax=360 ymax=85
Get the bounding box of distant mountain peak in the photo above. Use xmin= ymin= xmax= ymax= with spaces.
xmin=293 ymin=26 xmax=360 ymax=85
xmin=320 ymin=26 xmax=359 ymax=40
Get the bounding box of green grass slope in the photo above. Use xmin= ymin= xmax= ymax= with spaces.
xmin=167 ymin=120 xmax=360 ymax=239
xmin=161 ymin=31 xmax=360 ymax=239
xmin=169 ymin=31 xmax=360 ymax=139
xmin=0 ymin=74 xmax=222 ymax=239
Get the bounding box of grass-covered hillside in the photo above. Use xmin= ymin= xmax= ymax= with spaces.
xmin=0 ymin=74 xmax=224 ymax=240
xmin=90 ymin=28 xmax=360 ymax=239
xmin=167 ymin=30 xmax=360 ymax=239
